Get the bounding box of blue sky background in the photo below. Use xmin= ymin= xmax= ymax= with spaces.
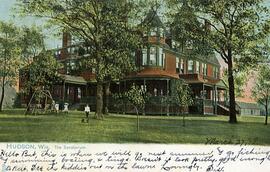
xmin=0 ymin=0 xmax=61 ymax=49
xmin=0 ymin=0 xmax=269 ymax=49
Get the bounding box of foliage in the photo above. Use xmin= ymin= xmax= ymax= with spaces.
xmin=167 ymin=1 xmax=213 ymax=56
xmin=171 ymin=79 xmax=193 ymax=109
xmin=124 ymin=84 xmax=148 ymax=111
xmin=19 ymin=25 xmax=45 ymax=65
xmin=223 ymin=70 xmax=248 ymax=98
xmin=113 ymin=84 xmax=148 ymax=114
xmin=0 ymin=21 xmax=21 ymax=111
xmin=252 ymin=64 xmax=270 ymax=125
xmin=167 ymin=0 xmax=270 ymax=123
xmin=17 ymin=0 xmax=144 ymax=118
xmin=22 ymin=51 xmax=61 ymax=95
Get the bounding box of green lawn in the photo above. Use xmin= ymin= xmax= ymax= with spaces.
xmin=0 ymin=109 xmax=269 ymax=145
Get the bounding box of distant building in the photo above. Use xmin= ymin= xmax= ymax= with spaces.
xmin=236 ymin=102 xmax=261 ymax=116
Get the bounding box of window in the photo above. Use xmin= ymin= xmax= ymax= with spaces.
xmin=159 ymin=47 xmax=164 ymax=67
xmin=66 ymin=61 xmax=76 ymax=74
xmin=77 ymin=88 xmax=81 ymax=99
xmin=172 ymin=41 xmax=180 ymax=49
xmin=188 ymin=60 xmax=194 ymax=73
xmin=176 ymin=57 xmax=180 ymax=73
xmin=203 ymin=63 xmax=207 ymax=75
xmin=150 ymin=47 xmax=156 ymax=65
xmin=213 ymin=67 xmax=219 ymax=78
xmin=142 ymin=49 xmax=147 ymax=65
xmin=180 ymin=59 xmax=185 ymax=74
xmin=196 ymin=61 xmax=200 ymax=74
xmin=150 ymin=28 xmax=157 ymax=36
xmin=186 ymin=40 xmax=193 ymax=49
xmin=159 ymin=28 xmax=164 ymax=37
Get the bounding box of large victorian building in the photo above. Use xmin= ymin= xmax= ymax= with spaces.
xmin=20 ymin=10 xmax=228 ymax=115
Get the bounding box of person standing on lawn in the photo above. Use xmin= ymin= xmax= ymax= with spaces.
xmin=84 ymin=104 xmax=90 ymax=122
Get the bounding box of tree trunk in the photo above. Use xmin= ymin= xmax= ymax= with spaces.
xmin=26 ymin=88 xmax=33 ymax=112
xmin=227 ymin=52 xmax=237 ymax=123
xmin=0 ymin=77 xmax=5 ymax=112
xmin=265 ymin=103 xmax=268 ymax=125
xmin=103 ymin=82 xmax=110 ymax=115
xmin=95 ymin=82 xmax=104 ymax=119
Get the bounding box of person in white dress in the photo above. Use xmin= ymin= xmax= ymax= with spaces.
xmin=63 ymin=103 xmax=69 ymax=114
xmin=55 ymin=103 xmax=59 ymax=114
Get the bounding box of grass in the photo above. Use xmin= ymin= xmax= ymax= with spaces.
xmin=0 ymin=109 xmax=269 ymax=145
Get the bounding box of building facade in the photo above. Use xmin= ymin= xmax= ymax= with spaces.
xmin=19 ymin=10 xmax=228 ymax=115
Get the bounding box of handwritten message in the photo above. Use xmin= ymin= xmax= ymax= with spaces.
xmin=0 ymin=143 xmax=270 ymax=172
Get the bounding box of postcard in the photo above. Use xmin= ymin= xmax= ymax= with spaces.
xmin=0 ymin=0 xmax=270 ymax=171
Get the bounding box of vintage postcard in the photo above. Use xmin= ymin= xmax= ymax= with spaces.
xmin=0 ymin=0 xmax=270 ymax=171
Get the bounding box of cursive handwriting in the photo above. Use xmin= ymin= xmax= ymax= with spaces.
xmin=0 ymin=144 xmax=270 ymax=172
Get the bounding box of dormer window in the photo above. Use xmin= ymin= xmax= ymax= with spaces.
xmin=213 ymin=67 xmax=219 ymax=78
xmin=159 ymin=28 xmax=164 ymax=38
xmin=150 ymin=28 xmax=158 ymax=36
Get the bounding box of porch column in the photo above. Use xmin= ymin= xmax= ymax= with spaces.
xmin=202 ymin=84 xmax=205 ymax=115
xmin=143 ymin=79 xmax=146 ymax=115
xmin=214 ymin=85 xmax=217 ymax=115
xmin=166 ymin=79 xmax=170 ymax=116
xmin=62 ymin=81 xmax=66 ymax=102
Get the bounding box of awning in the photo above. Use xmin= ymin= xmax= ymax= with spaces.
xmin=60 ymin=74 xmax=87 ymax=85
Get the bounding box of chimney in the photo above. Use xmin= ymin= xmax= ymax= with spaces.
xmin=60 ymin=31 xmax=72 ymax=60
xmin=62 ymin=31 xmax=72 ymax=48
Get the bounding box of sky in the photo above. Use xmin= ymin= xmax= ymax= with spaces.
xmin=0 ymin=0 xmax=269 ymax=49
xmin=0 ymin=0 xmax=61 ymax=49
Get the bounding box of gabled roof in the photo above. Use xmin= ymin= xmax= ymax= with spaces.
xmin=142 ymin=8 xmax=164 ymax=28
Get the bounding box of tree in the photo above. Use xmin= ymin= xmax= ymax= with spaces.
xmin=252 ymin=64 xmax=270 ymax=125
xmin=123 ymin=84 xmax=148 ymax=131
xmin=0 ymin=21 xmax=21 ymax=111
xmin=169 ymin=79 xmax=193 ymax=126
xmin=19 ymin=25 xmax=45 ymax=65
xmin=17 ymin=0 xmax=143 ymax=119
xmin=222 ymin=70 xmax=248 ymax=98
xmin=21 ymin=50 xmax=61 ymax=110
xmin=168 ymin=0 xmax=269 ymax=123
xmin=19 ymin=25 xmax=45 ymax=110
